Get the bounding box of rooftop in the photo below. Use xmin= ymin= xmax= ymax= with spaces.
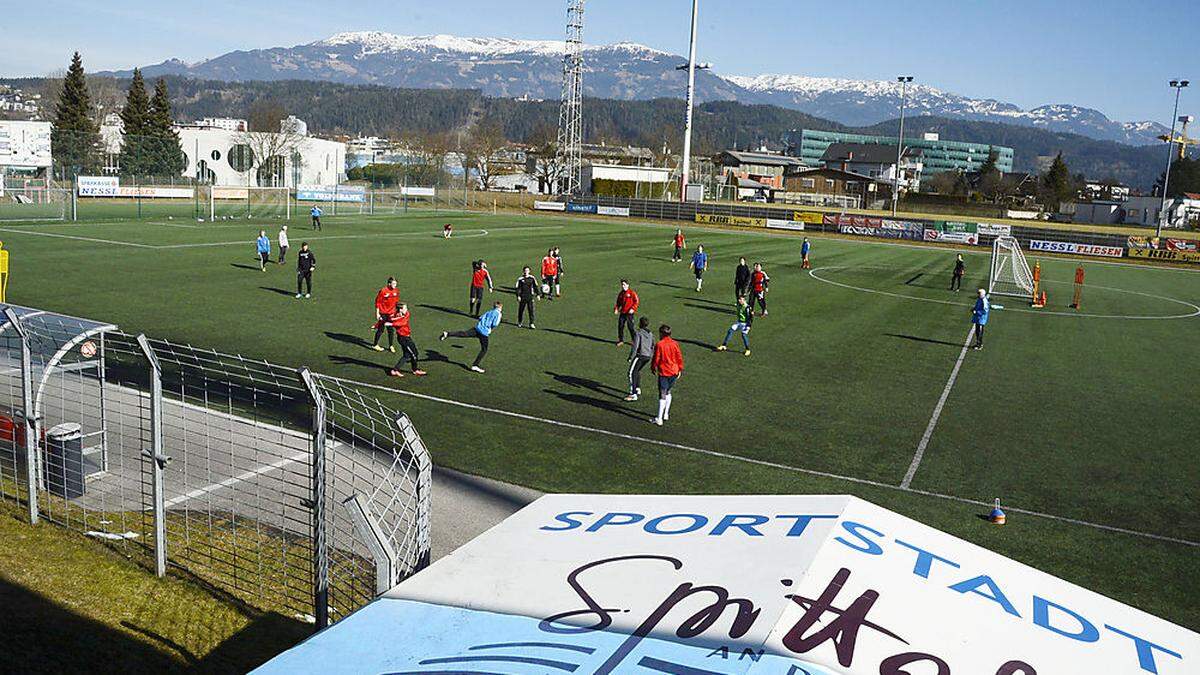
xmin=820 ymin=142 xmax=922 ymax=165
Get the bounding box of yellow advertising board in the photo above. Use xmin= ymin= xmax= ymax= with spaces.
xmin=792 ymin=211 xmax=824 ymax=224
xmin=1127 ymin=247 xmax=1200 ymax=263
xmin=695 ymin=213 xmax=767 ymax=228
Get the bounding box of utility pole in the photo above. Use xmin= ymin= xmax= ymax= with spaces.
xmin=1157 ymin=79 xmax=1189 ymax=238
xmin=892 ymin=76 xmax=913 ymax=216
xmin=678 ymin=0 xmax=702 ymax=202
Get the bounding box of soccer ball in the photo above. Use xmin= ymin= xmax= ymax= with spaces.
xmin=168 ymin=216 xmax=173 ymax=220
xmin=541 ymin=283 xmax=550 ymax=294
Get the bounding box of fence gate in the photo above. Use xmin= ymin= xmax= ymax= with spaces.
xmin=0 ymin=304 xmax=432 ymax=630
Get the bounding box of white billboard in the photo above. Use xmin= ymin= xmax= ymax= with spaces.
xmin=255 ymin=495 xmax=1196 ymax=675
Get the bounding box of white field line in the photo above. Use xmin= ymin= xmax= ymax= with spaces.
xmin=335 ymin=377 xmax=1199 ymax=547
xmin=162 ymin=449 xmax=310 ymax=508
xmin=0 ymin=224 xmax=563 ymax=250
xmin=901 ymin=326 xmax=976 ymax=489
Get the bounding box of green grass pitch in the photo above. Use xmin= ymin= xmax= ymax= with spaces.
xmin=0 ymin=210 xmax=1197 ymax=629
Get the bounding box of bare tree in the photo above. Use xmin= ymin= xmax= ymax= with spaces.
xmin=233 ymin=101 xmax=306 ymax=187
xmin=464 ymin=120 xmax=509 ymax=190
xmin=527 ymin=123 xmax=560 ymax=194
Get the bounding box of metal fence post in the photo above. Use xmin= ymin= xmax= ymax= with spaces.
xmin=298 ymin=367 xmax=329 ymax=630
xmin=4 ymin=307 xmax=38 ymax=524
xmin=135 ymin=334 xmax=168 ymax=577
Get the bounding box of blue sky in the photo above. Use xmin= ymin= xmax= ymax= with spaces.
xmin=2 ymin=0 xmax=1196 ymax=123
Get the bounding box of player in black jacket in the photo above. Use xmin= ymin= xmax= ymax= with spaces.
xmin=734 ymin=257 xmax=751 ymax=300
xmin=515 ymin=266 xmax=542 ymax=328
xmin=295 ymin=243 xmax=315 ymax=298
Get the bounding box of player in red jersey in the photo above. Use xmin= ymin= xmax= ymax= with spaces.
xmin=443 ymin=223 xmax=453 ymax=239
xmin=748 ymin=262 xmax=770 ymax=316
xmin=387 ymin=304 xmax=426 ymax=377
xmin=614 ymin=280 xmax=640 ymax=346
xmin=672 ymin=229 xmax=686 ymax=262
xmin=650 ymin=324 xmax=684 ymax=426
xmin=469 ymin=260 xmax=494 ymax=317
xmin=371 ymin=277 xmax=400 ymax=352
xmin=540 ymin=249 xmax=559 ymax=301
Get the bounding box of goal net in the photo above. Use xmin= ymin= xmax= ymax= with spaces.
xmin=202 ymin=186 xmax=291 ymax=221
xmin=989 ymin=235 xmax=1034 ymax=298
xmin=0 ymin=186 xmax=68 ymax=222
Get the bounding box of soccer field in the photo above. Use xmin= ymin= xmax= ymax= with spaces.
xmin=1 ymin=211 xmax=1197 ymax=629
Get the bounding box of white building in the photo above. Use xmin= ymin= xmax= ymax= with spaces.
xmin=193 ymin=117 xmax=247 ymax=132
xmin=1120 ymin=195 xmax=1200 ymax=229
xmin=582 ymin=163 xmax=673 ymax=195
xmin=0 ymin=120 xmax=52 ymax=175
xmin=280 ymin=115 xmax=307 ymax=137
xmin=99 ymin=117 xmax=346 ymax=187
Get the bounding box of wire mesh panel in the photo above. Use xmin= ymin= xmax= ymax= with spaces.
xmin=307 ymin=373 xmax=432 ymax=623
xmin=0 ymin=304 xmax=432 ymax=629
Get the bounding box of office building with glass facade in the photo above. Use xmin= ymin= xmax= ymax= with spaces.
xmin=797 ymin=129 xmax=1013 ymax=188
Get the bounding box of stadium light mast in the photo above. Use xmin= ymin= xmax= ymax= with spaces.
xmin=1156 ymin=79 xmax=1189 ymax=238
xmin=677 ymin=0 xmax=709 ymax=202
xmin=556 ymin=0 xmax=586 ymax=195
xmin=892 ymin=75 xmax=914 ymax=216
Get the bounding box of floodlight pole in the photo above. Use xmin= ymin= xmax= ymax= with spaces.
xmin=1157 ymin=79 xmax=1189 ymax=239
xmin=679 ymin=0 xmax=700 ymax=202
xmin=892 ymin=76 xmax=913 ymax=217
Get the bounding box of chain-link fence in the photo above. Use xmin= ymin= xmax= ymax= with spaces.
xmin=0 ymin=303 xmax=431 ymax=630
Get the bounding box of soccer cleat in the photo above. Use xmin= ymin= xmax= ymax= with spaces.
xmin=388 ymin=369 xmax=404 ymax=378
xmin=744 ymin=349 xmax=751 ymax=356
xmin=616 ymin=341 xmax=625 ymax=347
xmin=304 ymin=293 xmax=311 ymax=299
xmin=650 ymin=417 xmax=663 ymax=426
xmin=372 ymin=345 xmax=385 ymax=352
xmin=529 ymin=323 xmax=536 ymax=329
xmin=624 ymin=394 xmax=638 ymax=402
xmin=439 ymin=332 xmax=448 ymax=341
xmin=389 ymin=346 xmax=396 ymax=353
xmin=470 ymin=365 xmax=486 ymax=373
xmin=716 ymin=345 xmax=727 ymax=351
xmin=412 ymin=370 xmax=427 ymax=376
xmin=295 ymin=294 xmax=302 ymax=299
xmin=635 ymin=388 xmax=641 ymax=395
xmin=516 ymin=323 xmax=524 ymax=329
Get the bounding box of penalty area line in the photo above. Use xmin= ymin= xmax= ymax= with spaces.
xmin=900 ymin=325 xmax=975 ymax=489
xmin=333 ymin=376 xmax=1199 ymax=548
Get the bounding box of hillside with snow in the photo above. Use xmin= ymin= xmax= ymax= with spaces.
xmin=107 ymin=31 xmax=1167 ymax=145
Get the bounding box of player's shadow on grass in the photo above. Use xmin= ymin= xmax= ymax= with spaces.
xmin=259 ymin=286 xmax=296 ymax=297
xmin=683 ymin=302 xmax=731 ymax=315
xmin=422 ymin=349 xmax=467 ymax=369
xmin=542 ymin=388 xmax=647 ymax=422
xmin=231 ymin=263 xmax=263 ymax=271
xmin=676 ymin=337 xmax=714 ymax=351
xmin=885 ymin=333 xmax=961 ymax=348
xmin=326 ymin=354 xmax=390 ymax=374
xmin=542 ymin=327 xmax=611 ymax=345
xmin=677 ymin=294 xmax=728 ymax=306
xmin=639 ymin=280 xmax=689 ymax=290
xmin=545 ymin=371 xmax=626 ymax=397
xmin=417 ymin=303 xmax=474 ymax=319
xmin=324 ymin=331 xmax=373 ymax=348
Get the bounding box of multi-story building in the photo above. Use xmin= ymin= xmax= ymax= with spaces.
xmin=796 ymin=129 xmax=1013 ymax=187
xmin=819 ymin=142 xmax=923 ymax=192
xmin=192 ymin=117 xmax=248 ymax=132
xmin=0 ymin=120 xmax=52 ymax=177
xmin=712 ymin=150 xmax=806 ymax=190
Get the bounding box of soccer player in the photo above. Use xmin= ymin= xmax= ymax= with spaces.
xmin=971 ymin=288 xmax=990 ymax=350
xmin=387 ymin=304 xmax=426 ymax=378
xmin=801 ymin=237 xmax=812 ymax=269
xmin=689 ymin=244 xmax=708 ymax=292
xmin=1072 ymin=265 xmax=1085 ymax=309
xmin=748 ymin=262 xmax=770 ymax=316
xmin=255 ymin=230 xmax=271 ymax=271
xmin=310 ymin=205 xmax=322 ymax=230
xmin=372 ymin=277 xmax=401 ymax=352
xmin=469 ymin=260 xmax=494 ymax=318
xmin=295 ymin=242 xmax=315 ymax=298
xmin=515 ymin=266 xmax=542 ymax=328
xmin=552 ymin=246 xmax=564 ymax=297
xmin=443 ymin=223 xmax=453 ymax=239
xmin=950 ymin=253 xmax=965 ymax=292
xmin=440 ymin=301 xmax=502 ymax=373
xmin=278 ymin=225 xmax=289 ymax=265
xmin=716 ymin=296 xmax=753 ymax=356
xmin=734 ymin=256 xmax=751 ymax=300
xmin=672 ymin=229 xmax=686 ymax=262
xmin=624 ymin=317 xmax=654 ymax=402
xmin=613 ymin=279 xmax=640 ymax=346
xmin=540 ymin=249 xmax=559 ymax=301
xmin=649 ymin=324 xmax=684 ymax=426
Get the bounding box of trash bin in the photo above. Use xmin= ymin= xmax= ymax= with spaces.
xmin=46 ymin=423 xmax=84 ymax=499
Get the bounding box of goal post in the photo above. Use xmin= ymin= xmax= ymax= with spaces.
xmin=989 ymin=235 xmax=1035 ymax=298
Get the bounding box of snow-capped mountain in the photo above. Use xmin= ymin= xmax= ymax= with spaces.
xmin=726 ymin=74 xmax=1167 ymax=145
xmin=108 ymin=31 xmax=1167 ymax=145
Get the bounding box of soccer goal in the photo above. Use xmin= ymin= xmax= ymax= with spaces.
xmin=989 ymin=235 xmax=1035 ymax=298
xmin=0 ymin=186 xmax=68 ymax=222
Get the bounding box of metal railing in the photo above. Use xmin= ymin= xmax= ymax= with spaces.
xmin=0 ymin=303 xmax=431 ymax=629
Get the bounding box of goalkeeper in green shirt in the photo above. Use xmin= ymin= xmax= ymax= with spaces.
xmin=716 ymin=296 xmax=753 ymax=356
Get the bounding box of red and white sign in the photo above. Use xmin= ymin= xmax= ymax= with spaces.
xmin=924 ymin=229 xmax=980 ymax=245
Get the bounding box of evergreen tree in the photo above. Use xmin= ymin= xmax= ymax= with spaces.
xmin=50 ymin=52 xmax=100 ymax=180
xmin=147 ymin=78 xmax=185 ymax=177
xmin=118 ymin=69 xmax=152 ymax=177
xmin=1159 ymin=156 xmax=1200 ymax=198
xmin=976 ymin=148 xmax=1004 ymax=202
xmin=1040 ymin=152 xmax=1075 ymax=210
